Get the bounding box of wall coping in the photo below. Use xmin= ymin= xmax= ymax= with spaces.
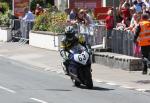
xmin=31 ymin=31 xmax=64 ymax=36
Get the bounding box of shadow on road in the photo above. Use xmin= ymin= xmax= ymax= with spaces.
xmin=45 ymin=89 xmax=72 ymax=91
xmin=92 ymin=86 xmax=114 ymax=91
xmin=135 ymin=80 xmax=150 ymax=84
xmin=75 ymin=85 xmax=114 ymax=91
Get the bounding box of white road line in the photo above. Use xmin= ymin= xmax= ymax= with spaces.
xmin=135 ymin=89 xmax=146 ymax=92
xmin=30 ymin=98 xmax=48 ymax=103
xmin=0 ymin=85 xmax=16 ymax=93
xmin=106 ymin=82 xmax=117 ymax=86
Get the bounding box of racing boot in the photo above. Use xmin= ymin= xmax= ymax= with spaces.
xmin=61 ymin=61 xmax=69 ymax=75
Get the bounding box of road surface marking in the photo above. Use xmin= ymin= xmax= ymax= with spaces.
xmin=0 ymin=85 xmax=16 ymax=93
xmin=30 ymin=98 xmax=48 ymax=103
xmin=136 ymin=89 xmax=146 ymax=92
xmin=106 ymin=82 xmax=117 ymax=86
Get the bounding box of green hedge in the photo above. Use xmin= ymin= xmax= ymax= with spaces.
xmin=33 ymin=11 xmax=67 ymax=34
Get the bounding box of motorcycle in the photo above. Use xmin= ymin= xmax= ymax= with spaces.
xmin=65 ymin=43 xmax=93 ymax=89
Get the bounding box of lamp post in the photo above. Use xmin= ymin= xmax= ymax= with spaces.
xmin=113 ymin=0 xmax=117 ymax=26
xmin=12 ymin=0 xmax=14 ymax=15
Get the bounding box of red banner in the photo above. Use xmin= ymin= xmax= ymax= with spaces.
xmin=14 ymin=0 xmax=29 ymax=18
xmin=94 ymin=7 xmax=110 ymax=20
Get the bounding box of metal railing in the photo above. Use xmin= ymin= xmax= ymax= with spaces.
xmin=10 ymin=19 xmax=34 ymax=43
xmin=75 ymin=23 xmax=106 ymax=47
xmin=111 ymin=29 xmax=134 ymax=56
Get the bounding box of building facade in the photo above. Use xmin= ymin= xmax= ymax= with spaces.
xmin=54 ymin=0 xmax=120 ymax=10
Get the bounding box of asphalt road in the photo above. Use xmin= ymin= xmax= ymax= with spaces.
xmin=0 ymin=57 xmax=150 ymax=103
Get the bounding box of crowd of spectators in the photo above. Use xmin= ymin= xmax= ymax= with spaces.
xmin=116 ymin=0 xmax=150 ymax=31
xmin=105 ymin=0 xmax=150 ymax=57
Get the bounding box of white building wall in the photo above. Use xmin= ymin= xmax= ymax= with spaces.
xmin=55 ymin=0 xmax=67 ymax=11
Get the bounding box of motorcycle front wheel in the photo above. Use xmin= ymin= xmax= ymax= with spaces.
xmin=71 ymin=77 xmax=81 ymax=87
xmin=85 ymin=68 xmax=93 ymax=89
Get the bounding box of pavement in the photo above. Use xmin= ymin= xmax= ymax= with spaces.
xmin=0 ymin=42 xmax=150 ymax=93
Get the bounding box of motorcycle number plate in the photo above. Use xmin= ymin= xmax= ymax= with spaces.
xmin=74 ymin=51 xmax=89 ymax=65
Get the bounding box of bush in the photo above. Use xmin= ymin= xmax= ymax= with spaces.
xmin=0 ymin=2 xmax=9 ymax=13
xmin=0 ymin=10 xmax=10 ymax=27
xmin=33 ymin=11 xmax=67 ymax=34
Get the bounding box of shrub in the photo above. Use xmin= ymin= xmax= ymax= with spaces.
xmin=33 ymin=11 xmax=67 ymax=34
xmin=0 ymin=2 xmax=9 ymax=13
xmin=0 ymin=10 xmax=10 ymax=27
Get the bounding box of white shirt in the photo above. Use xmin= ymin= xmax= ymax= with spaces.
xmin=23 ymin=11 xmax=35 ymax=22
xmin=144 ymin=1 xmax=150 ymax=9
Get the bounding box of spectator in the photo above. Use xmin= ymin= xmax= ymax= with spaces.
xmin=125 ymin=12 xmax=141 ymax=32
xmin=119 ymin=1 xmax=131 ymax=27
xmin=84 ymin=9 xmax=94 ymax=24
xmin=121 ymin=0 xmax=131 ymax=8
xmin=22 ymin=8 xmax=35 ymax=38
xmin=69 ymin=9 xmax=77 ymax=20
xmin=133 ymin=0 xmax=144 ymax=12
xmin=23 ymin=8 xmax=35 ymax=22
xmin=144 ymin=0 xmax=150 ymax=9
xmin=35 ymin=4 xmax=43 ymax=16
xmin=105 ymin=9 xmax=114 ymax=50
xmin=70 ymin=9 xmax=94 ymax=47
xmin=125 ymin=12 xmax=142 ymax=57
xmin=142 ymin=3 xmax=150 ymax=14
xmin=76 ymin=9 xmax=93 ymax=25
xmin=116 ymin=7 xmax=123 ymax=23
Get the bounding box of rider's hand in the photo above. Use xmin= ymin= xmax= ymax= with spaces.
xmin=88 ymin=49 xmax=92 ymax=55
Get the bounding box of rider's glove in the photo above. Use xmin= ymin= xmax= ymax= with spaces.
xmin=88 ymin=49 xmax=92 ymax=55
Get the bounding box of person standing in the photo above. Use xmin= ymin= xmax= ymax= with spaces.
xmin=22 ymin=8 xmax=35 ymax=39
xmin=133 ymin=0 xmax=145 ymax=12
xmin=35 ymin=4 xmax=43 ymax=16
xmin=105 ymin=9 xmax=114 ymax=50
xmin=134 ymin=13 xmax=150 ymax=74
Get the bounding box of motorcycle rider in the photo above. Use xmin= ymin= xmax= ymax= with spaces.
xmin=59 ymin=26 xmax=91 ymax=75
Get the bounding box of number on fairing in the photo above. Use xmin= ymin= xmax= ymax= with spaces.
xmin=78 ymin=54 xmax=86 ymax=61
xmin=74 ymin=51 xmax=89 ymax=65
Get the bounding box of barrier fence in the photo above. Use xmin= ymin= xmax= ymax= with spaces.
xmin=9 ymin=19 xmax=135 ymax=57
xmin=77 ymin=24 xmax=136 ymax=57
xmin=75 ymin=23 xmax=106 ymax=46
xmin=10 ymin=19 xmax=33 ymax=43
xmin=111 ymin=29 xmax=134 ymax=56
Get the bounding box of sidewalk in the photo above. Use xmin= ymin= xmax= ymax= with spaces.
xmin=0 ymin=42 xmax=150 ymax=92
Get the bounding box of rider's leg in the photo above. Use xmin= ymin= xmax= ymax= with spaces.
xmin=62 ymin=60 xmax=69 ymax=75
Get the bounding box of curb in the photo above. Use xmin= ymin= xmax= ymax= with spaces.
xmin=94 ymin=79 xmax=150 ymax=93
xmin=45 ymin=67 xmax=150 ymax=93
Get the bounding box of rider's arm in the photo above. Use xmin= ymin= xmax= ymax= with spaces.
xmin=60 ymin=40 xmax=68 ymax=60
xmin=78 ymin=36 xmax=92 ymax=54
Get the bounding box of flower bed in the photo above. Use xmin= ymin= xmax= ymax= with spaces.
xmin=30 ymin=9 xmax=67 ymax=51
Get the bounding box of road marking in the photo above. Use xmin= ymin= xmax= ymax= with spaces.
xmin=136 ymin=89 xmax=146 ymax=92
xmin=0 ymin=85 xmax=16 ymax=93
xmin=30 ymin=98 xmax=48 ymax=103
xmin=106 ymin=82 xmax=117 ymax=86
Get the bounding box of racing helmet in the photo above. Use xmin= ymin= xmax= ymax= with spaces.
xmin=65 ymin=26 xmax=75 ymax=40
